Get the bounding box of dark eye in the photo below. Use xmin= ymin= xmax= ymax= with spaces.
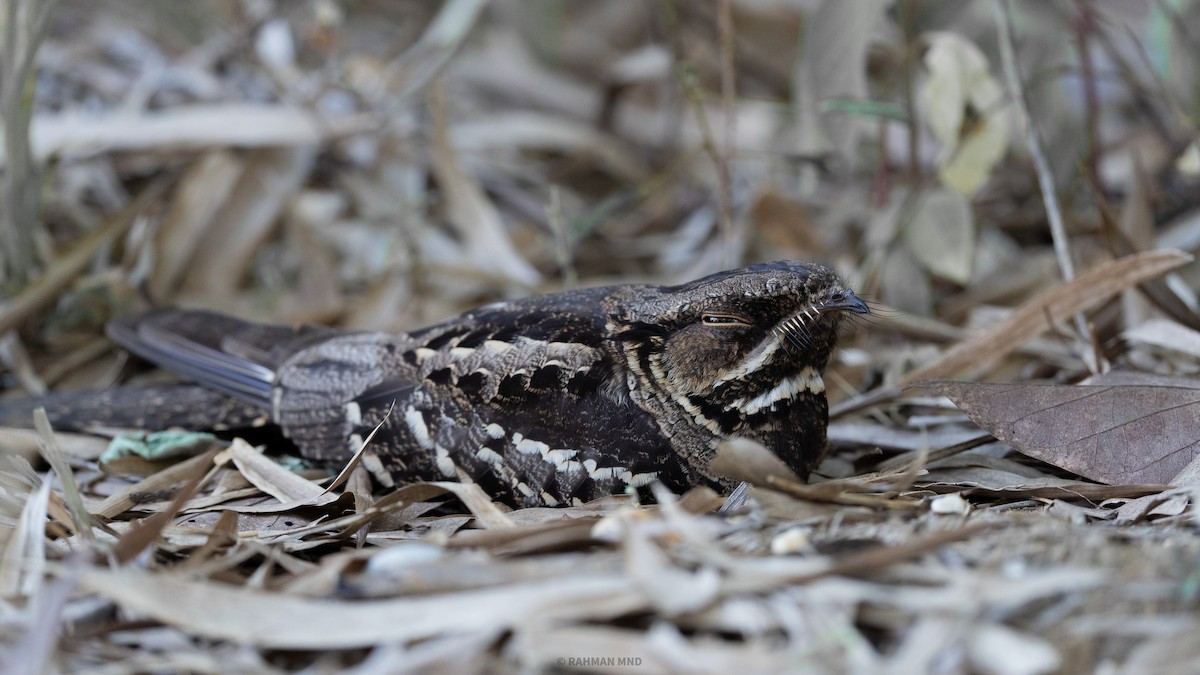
xmin=702 ymin=314 xmax=749 ymax=326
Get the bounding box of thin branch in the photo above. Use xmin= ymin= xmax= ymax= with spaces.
xmin=1073 ymin=0 xmax=1101 ymax=192
xmin=716 ymin=0 xmax=737 ymax=268
xmin=994 ymin=0 xmax=1100 ymax=373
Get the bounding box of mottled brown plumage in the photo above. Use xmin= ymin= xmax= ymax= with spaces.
xmin=2 ymin=261 xmax=867 ymax=507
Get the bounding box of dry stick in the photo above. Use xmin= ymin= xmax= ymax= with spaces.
xmin=1073 ymin=0 xmax=1102 ymax=191
xmin=1099 ymin=18 xmax=1193 ymax=139
xmin=901 ymin=250 xmax=1189 ymax=385
xmin=994 ymin=0 xmax=1099 ymax=373
xmin=716 ymin=0 xmax=737 ymax=268
xmin=679 ymin=7 xmax=738 ymax=270
xmin=834 ymin=249 xmax=1192 ymax=418
xmin=899 ymin=0 xmax=921 ymax=182
xmin=764 ymin=475 xmax=924 ymax=510
xmin=546 ymin=186 xmax=577 ymax=290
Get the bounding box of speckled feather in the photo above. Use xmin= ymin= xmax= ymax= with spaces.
xmin=5 ymin=261 xmax=868 ymax=507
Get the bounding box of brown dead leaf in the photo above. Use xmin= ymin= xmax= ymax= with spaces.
xmin=928 ymin=374 xmax=1200 ymax=485
xmin=709 ymin=437 xmax=801 ymax=486
xmin=449 ymin=518 xmax=602 ymax=556
xmin=938 ymin=482 xmax=1167 ymax=501
xmin=92 ymin=448 xmax=219 ymax=520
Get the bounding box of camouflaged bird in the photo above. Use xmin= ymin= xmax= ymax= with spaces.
xmin=2 ymin=261 xmax=868 ymax=507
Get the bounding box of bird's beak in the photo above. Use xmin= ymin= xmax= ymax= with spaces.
xmin=825 ymin=290 xmax=870 ymax=315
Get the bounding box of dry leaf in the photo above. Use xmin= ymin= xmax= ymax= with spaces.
xmin=429 ymin=86 xmax=541 ymax=288
xmin=966 ymin=623 xmax=1060 ymax=675
xmin=905 ymin=188 xmax=974 ymax=284
xmin=218 ymin=439 xmax=340 ymax=513
xmin=1124 ymin=319 xmax=1200 ymax=359
xmin=72 ymin=566 xmax=644 ymax=650
xmin=928 ymin=374 xmax=1200 ymax=485
xmin=28 ymin=104 xmax=373 ymax=162
xmin=920 ymin=32 xmax=1010 ymax=196
xmin=709 ymin=438 xmax=801 ymax=486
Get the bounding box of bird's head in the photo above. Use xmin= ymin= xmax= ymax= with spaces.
xmin=609 ymin=261 xmax=868 ymax=476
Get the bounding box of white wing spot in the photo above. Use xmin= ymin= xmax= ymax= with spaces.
xmin=483 ymin=339 xmax=514 ymax=354
xmin=516 ymin=438 xmax=550 ymax=456
xmin=485 ymin=423 xmax=505 ymax=439
xmin=589 ymin=466 xmax=623 ymax=481
xmin=344 ymin=401 xmax=362 ymax=425
xmin=545 ymin=449 xmax=579 ymax=469
xmin=435 ymin=445 xmax=456 ymax=477
xmin=404 ymin=406 xmax=434 ymax=450
xmin=475 ymin=447 xmax=504 ymax=465
xmin=627 ymin=472 xmax=658 ymax=487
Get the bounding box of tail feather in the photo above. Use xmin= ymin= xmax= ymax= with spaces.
xmin=106 ymin=309 xmax=337 ymax=409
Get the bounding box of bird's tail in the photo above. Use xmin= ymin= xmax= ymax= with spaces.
xmin=106 ymin=309 xmax=337 ymax=409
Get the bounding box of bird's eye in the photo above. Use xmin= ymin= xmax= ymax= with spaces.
xmin=702 ymin=314 xmax=749 ymax=326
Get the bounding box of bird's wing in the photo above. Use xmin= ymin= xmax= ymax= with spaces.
xmin=265 ymin=287 xmax=695 ymax=502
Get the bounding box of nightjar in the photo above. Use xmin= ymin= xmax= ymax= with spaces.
xmin=1 ymin=261 xmax=868 ymax=507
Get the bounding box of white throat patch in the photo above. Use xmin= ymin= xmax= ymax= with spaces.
xmin=726 ymin=366 xmax=824 ymax=415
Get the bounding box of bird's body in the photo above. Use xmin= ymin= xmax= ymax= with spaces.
xmin=2 ymin=261 xmax=867 ymax=507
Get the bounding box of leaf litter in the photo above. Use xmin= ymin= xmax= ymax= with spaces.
xmin=3 ymin=1 xmax=1200 ymax=673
